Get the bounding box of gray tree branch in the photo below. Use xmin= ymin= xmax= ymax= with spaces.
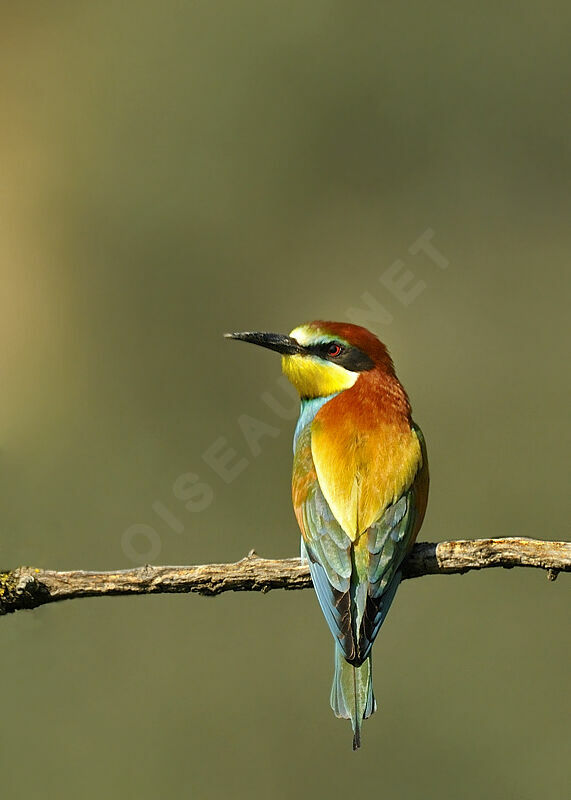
xmin=1 ymin=537 xmax=569 ymax=617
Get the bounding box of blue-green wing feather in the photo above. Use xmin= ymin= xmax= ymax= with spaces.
xmin=295 ymin=411 xmax=428 ymax=667
xmin=359 ymin=423 xmax=429 ymax=656
xmin=300 ymin=481 xmax=357 ymax=661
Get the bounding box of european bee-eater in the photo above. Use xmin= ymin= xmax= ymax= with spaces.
xmin=226 ymin=321 xmax=429 ymax=749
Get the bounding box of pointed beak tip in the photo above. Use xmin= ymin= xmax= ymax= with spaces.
xmin=222 ymin=330 xmax=302 ymax=355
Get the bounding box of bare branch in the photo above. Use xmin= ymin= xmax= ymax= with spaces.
xmin=0 ymin=537 xmax=568 ymax=617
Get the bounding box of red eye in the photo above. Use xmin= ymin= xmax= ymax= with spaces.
xmin=327 ymin=343 xmax=342 ymax=357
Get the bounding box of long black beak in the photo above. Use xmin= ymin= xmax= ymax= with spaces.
xmin=224 ymin=331 xmax=304 ymax=356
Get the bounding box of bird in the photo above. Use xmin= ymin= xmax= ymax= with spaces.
xmin=225 ymin=321 xmax=429 ymax=749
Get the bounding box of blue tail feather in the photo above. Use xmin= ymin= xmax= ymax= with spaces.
xmin=330 ymin=644 xmax=376 ymax=750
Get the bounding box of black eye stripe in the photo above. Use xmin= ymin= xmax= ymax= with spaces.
xmin=306 ymin=341 xmax=343 ymax=358
xmin=305 ymin=342 xmax=375 ymax=372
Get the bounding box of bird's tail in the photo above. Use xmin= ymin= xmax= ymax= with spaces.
xmin=330 ymin=644 xmax=376 ymax=750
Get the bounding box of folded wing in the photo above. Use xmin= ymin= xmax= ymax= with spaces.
xmin=293 ymin=422 xmax=428 ymax=666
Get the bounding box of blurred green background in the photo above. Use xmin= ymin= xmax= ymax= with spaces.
xmin=1 ymin=2 xmax=569 ymax=798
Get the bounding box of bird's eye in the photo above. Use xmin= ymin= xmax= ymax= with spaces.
xmin=327 ymin=343 xmax=343 ymax=357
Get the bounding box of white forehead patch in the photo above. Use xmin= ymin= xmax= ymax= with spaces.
xmin=289 ymin=324 xmax=344 ymax=348
xmin=289 ymin=325 xmax=350 ymax=351
xmin=289 ymin=325 xmax=316 ymax=346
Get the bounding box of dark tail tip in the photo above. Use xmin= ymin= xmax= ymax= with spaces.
xmin=352 ymin=729 xmax=361 ymax=751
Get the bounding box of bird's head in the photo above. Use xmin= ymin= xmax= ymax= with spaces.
xmin=225 ymin=320 xmax=396 ymax=399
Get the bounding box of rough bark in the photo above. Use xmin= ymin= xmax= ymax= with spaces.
xmin=0 ymin=537 xmax=568 ymax=617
